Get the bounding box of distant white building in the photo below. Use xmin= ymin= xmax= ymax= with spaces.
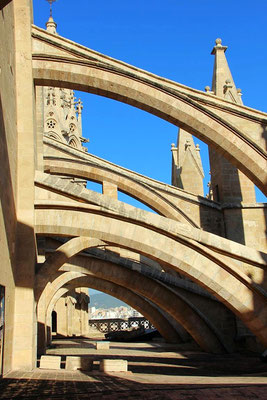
xmin=90 ymin=307 xmax=96 ymax=314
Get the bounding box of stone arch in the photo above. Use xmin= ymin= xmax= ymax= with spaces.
xmin=35 ymin=236 xmax=106 ymax=301
xmin=33 ymin=57 xmax=267 ymax=194
xmin=43 ymin=156 xmax=200 ymax=226
xmin=44 ymin=286 xmax=67 ymax=348
xmin=35 ymin=207 xmax=267 ymax=347
xmin=46 ymin=275 xmax=183 ymax=347
xmin=37 ymin=248 xmax=232 ymax=354
xmin=36 ymin=237 xmax=211 ymax=351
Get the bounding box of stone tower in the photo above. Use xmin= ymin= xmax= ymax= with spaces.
xmin=43 ymin=86 xmax=88 ymax=150
xmin=43 ymin=15 xmax=88 ymax=151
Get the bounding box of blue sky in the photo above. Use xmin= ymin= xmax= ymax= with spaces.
xmin=33 ymin=0 xmax=267 ymax=203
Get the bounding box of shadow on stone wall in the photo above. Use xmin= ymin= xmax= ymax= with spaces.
xmin=0 ymin=1 xmax=13 ymax=11
xmin=0 ymin=95 xmax=17 ymax=275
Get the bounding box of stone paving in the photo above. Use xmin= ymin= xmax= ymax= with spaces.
xmin=1 ymin=339 xmax=267 ymax=399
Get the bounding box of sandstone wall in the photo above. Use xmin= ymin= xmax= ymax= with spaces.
xmin=0 ymin=1 xmax=17 ymax=375
xmin=0 ymin=0 xmax=37 ymax=373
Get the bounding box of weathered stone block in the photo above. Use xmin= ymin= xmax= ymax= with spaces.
xmin=96 ymin=341 xmax=110 ymax=350
xmin=99 ymin=359 xmax=128 ymax=372
xmin=66 ymin=356 xmax=93 ymax=371
xmin=39 ymin=355 xmax=61 ymax=370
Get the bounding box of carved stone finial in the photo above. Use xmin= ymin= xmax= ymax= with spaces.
xmin=204 ymin=86 xmax=214 ymax=95
xmin=211 ymin=37 xmax=227 ymax=55
xmin=196 ymin=144 xmax=200 ymax=151
xmin=76 ymin=99 xmax=83 ymax=114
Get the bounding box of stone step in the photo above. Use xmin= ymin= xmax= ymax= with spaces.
xmin=66 ymin=356 xmax=93 ymax=371
xmin=39 ymin=355 xmax=61 ymax=370
xmin=99 ymin=359 xmax=128 ymax=372
xmin=95 ymin=341 xmax=110 ymax=350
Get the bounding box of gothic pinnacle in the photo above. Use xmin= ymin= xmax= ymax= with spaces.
xmin=45 ymin=0 xmax=57 ymax=34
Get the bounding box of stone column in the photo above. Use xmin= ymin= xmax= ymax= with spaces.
xmin=12 ymin=0 xmax=37 ymax=370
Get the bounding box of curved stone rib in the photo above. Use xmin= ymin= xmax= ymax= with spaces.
xmin=35 ymin=236 xmax=107 ymax=301
xmin=43 ymin=136 xmax=219 ymax=209
xmin=44 ymin=156 xmax=200 ymax=227
xmin=47 ymin=276 xmax=183 ymax=344
xmin=35 ymin=172 xmax=267 ymax=268
xmin=40 ymin=265 xmax=227 ymax=353
xmin=32 ymin=38 xmax=267 ymax=193
xmin=35 ymin=207 xmax=267 ymax=347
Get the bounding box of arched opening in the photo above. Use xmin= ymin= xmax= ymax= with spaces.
xmin=51 ymin=310 xmax=57 ymax=334
xmin=35 ymin=209 xmax=267 ymax=350
xmin=88 ymin=289 xmax=157 ymax=341
xmin=36 ymin=238 xmax=235 ymax=356
xmin=43 ymin=275 xmax=187 ymax=349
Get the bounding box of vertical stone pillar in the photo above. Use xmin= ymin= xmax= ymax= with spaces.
xmin=12 ymin=0 xmax=37 ymax=370
xmin=67 ymin=297 xmax=73 ymax=336
xmin=209 ymin=38 xmax=256 ymax=246
xmin=79 ymin=288 xmax=89 ymax=336
xmin=0 ymin=0 xmax=17 ymax=375
xmin=209 ymin=149 xmax=256 ymax=205
xmin=209 ymin=148 xmax=256 ymax=245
